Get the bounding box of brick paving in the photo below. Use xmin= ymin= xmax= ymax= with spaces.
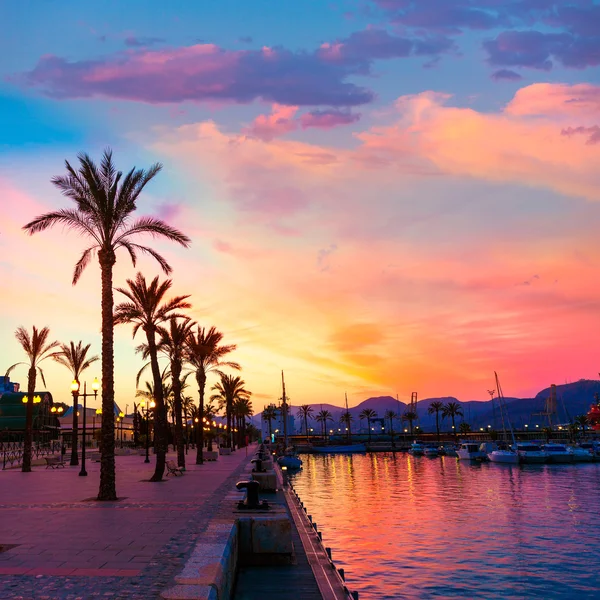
xmin=0 ymin=446 xmax=255 ymax=599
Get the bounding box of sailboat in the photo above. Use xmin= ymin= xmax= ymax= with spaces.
xmin=313 ymin=392 xmax=366 ymax=453
xmin=487 ymin=372 xmax=519 ymax=464
xmin=276 ymin=371 xmax=303 ymax=470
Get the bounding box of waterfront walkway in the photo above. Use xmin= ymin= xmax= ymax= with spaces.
xmin=0 ymin=447 xmax=254 ymax=599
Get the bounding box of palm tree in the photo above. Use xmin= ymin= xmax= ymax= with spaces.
xmin=315 ymin=409 xmax=333 ymax=441
xmin=203 ymin=402 xmax=218 ymax=451
xmin=428 ymin=401 xmax=444 ymax=442
xmin=442 ymin=401 xmax=463 ymax=438
xmin=575 ymin=415 xmax=590 ymax=438
xmin=359 ymin=408 xmax=377 ymax=442
xmin=114 ymin=273 xmax=190 ymax=481
xmin=185 ymin=326 xmax=239 ymax=463
xmin=402 ymin=411 xmax=417 ymax=435
xmin=210 ymin=374 xmax=250 ymax=449
xmin=53 ymin=341 xmax=99 ymax=466
xmin=297 ymin=405 xmax=314 ymax=441
xmin=458 ymin=422 xmax=472 ymax=434
xmin=6 ymin=326 xmax=60 ymax=472
xmin=340 ymin=411 xmax=353 ymax=443
xmin=262 ymin=406 xmax=277 ymax=440
xmin=234 ymin=396 xmax=254 ymax=447
xmin=384 ymin=409 xmax=396 ymax=447
xmin=24 ymin=150 xmax=190 ymax=500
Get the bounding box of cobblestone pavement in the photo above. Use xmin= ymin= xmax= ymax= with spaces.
xmin=0 ymin=446 xmax=255 ymax=599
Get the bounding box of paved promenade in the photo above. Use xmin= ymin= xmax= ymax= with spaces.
xmin=0 ymin=446 xmax=255 ymax=599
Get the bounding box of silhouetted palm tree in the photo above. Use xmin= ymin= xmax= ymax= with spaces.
xmin=203 ymin=402 xmax=218 ymax=450
xmin=340 ymin=411 xmax=353 ymax=443
xmin=297 ymin=405 xmax=314 ymax=441
xmin=24 ymin=150 xmax=190 ymax=500
xmin=262 ymin=406 xmax=277 ymax=440
xmin=442 ymin=401 xmax=463 ymax=438
xmin=185 ymin=326 xmax=239 ymax=463
xmin=114 ymin=273 xmax=190 ymax=481
xmin=234 ymin=396 xmax=253 ymax=447
xmin=359 ymin=408 xmax=377 ymax=442
xmin=402 ymin=411 xmax=417 ymax=435
xmin=7 ymin=326 xmax=60 ymax=472
xmin=384 ymin=409 xmax=397 ymax=447
xmin=458 ymin=422 xmax=472 ymax=434
xmin=54 ymin=341 xmax=99 ymax=465
xmin=575 ymin=415 xmax=590 ymax=438
xmin=315 ymin=409 xmax=333 ymax=440
xmin=211 ymin=374 xmax=250 ymax=448
xmin=428 ymin=401 xmax=444 ymax=442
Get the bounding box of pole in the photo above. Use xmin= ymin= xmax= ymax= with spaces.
xmin=281 ymin=371 xmax=288 ymax=448
xmin=70 ymin=388 xmax=79 ymax=466
xmin=145 ymin=407 xmax=150 ymax=463
xmin=79 ymin=382 xmax=88 ymax=476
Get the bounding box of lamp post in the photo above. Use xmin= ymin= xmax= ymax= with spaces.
xmin=70 ymin=380 xmax=80 ymax=466
xmin=118 ymin=412 xmax=125 ymax=447
xmin=140 ymin=399 xmax=156 ymax=463
xmin=70 ymin=378 xmax=100 ymax=477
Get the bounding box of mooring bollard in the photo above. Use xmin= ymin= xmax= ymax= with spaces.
xmin=326 ymin=547 xmax=332 ymax=560
xmin=318 ymin=531 xmax=323 ymax=541
xmin=338 ymin=568 xmax=345 ymax=581
xmin=351 ymin=591 xmax=359 ymax=599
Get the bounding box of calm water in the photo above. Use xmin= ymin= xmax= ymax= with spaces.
xmin=289 ymin=453 xmax=600 ymax=600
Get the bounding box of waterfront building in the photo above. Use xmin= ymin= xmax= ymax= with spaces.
xmin=60 ymin=403 xmax=133 ymax=447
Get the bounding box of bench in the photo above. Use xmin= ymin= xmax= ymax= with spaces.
xmin=44 ymin=456 xmax=65 ymax=469
xmin=166 ymin=460 xmax=184 ymax=476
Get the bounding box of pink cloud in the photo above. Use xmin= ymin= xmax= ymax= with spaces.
xmin=300 ymin=109 xmax=361 ymax=129
xmin=243 ymin=104 xmax=298 ymax=141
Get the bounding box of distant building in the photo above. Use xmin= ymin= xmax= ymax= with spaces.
xmin=0 ymin=375 xmax=56 ymax=433
xmin=0 ymin=375 xmax=20 ymax=393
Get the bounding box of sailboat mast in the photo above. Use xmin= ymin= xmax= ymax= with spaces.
xmin=282 ymin=370 xmax=288 ymax=447
xmin=495 ymin=371 xmax=516 ymax=446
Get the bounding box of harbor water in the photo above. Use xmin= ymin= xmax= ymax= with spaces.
xmin=289 ymin=452 xmax=600 ymax=600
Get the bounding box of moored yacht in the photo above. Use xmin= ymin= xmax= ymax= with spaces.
xmin=408 ymin=441 xmax=425 ymax=456
xmin=457 ymin=442 xmax=487 ymax=461
xmin=488 ymin=448 xmax=519 ymax=464
xmin=516 ymin=442 xmax=547 ymax=464
xmin=570 ymin=444 xmax=596 ymax=462
xmin=423 ymin=444 xmax=439 ymax=457
xmin=543 ymin=443 xmax=573 ymax=463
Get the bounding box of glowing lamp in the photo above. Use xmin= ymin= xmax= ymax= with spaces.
xmin=51 ymin=406 xmax=57 ymax=413
xmin=119 ymin=412 xmax=124 ymax=418
xmin=149 ymin=400 xmax=156 ymax=409
xmin=71 ymin=380 xmax=80 ymax=393
xmin=92 ymin=377 xmax=100 ymax=392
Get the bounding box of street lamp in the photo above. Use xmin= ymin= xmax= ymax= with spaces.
xmin=139 ymin=399 xmax=156 ymax=463
xmin=70 ymin=378 xmax=100 ymax=477
xmin=118 ymin=412 xmax=125 ymax=447
xmin=70 ymin=380 xmax=80 ymax=466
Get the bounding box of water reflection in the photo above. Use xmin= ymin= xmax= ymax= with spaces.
xmin=290 ymin=453 xmax=600 ymax=600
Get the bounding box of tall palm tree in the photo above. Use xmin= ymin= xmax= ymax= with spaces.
xmin=53 ymin=341 xmax=99 ymax=465
xmin=297 ymin=405 xmax=314 ymax=442
xmin=24 ymin=150 xmax=190 ymax=500
xmin=340 ymin=411 xmax=353 ymax=443
xmin=442 ymin=401 xmax=463 ymax=438
xmin=155 ymin=317 xmax=195 ymax=468
xmin=315 ymin=409 xmax=333 ymax=440
xmin=428 ymin=401 xmax=444 ymax=442
xmin=6 ymin=326 xmax=60 ymax=472
xmin=185 ymin=326 xmax=239 ymax=464
xmin=210 ymin=374 xmax=250 ymax=449
xmin=203 ymin=402 xmax=217 ymax=450
xmin=384 ymin=409 xmax=396 ymax=447
xmin=262 ymin=406 xmax=277 ymax=440
xmin=402 ymin=411 xmax=417 ymax=435
xmin=458 ymin=422 xmax=471 ymax=434
xmin=234 ymin=396 xmax=254 ymax=447
xmin=575 ymin=415 xmax=590 ymax=438
xmin=359 ymin=408 xmax=377 ymax=442
xmin=114 ymin=273 xmax=190 ymax=481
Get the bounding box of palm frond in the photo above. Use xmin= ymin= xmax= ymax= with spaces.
xmin=116 ymin=217 xmax=190 ymax=247
xmin=73 ymin=247 xmax=95 ymax=285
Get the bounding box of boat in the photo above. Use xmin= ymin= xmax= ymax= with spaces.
xmin=408 ymin=441 xmax=425 ymax=456
xmin=439 ymin=444 xmax=458 ymax=457
xmin=457 ymin=442 xmax=487 ymax=461
xmin=487 ymin=372 xmax=519 ymax=465
xmin=570 ymin=444 xmax=595 ymax=462
xmin=516 ymin=442 xmax=547 ymax=464
xmin=312 ymin=444 xmax=366 ymax=453
xmin=275 ymin=372 xmax=302 ymax=469
xmin=277 ymin=452 xmax=303 ymax=469
xmin=423 ymin=444 xmax=439 ymax=457
xmin=543 ymin=443 xmax=573 ymax=463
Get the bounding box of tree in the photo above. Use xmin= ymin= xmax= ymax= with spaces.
xmin=315 ymin=409 xmax=333 ymax=440
xmin=24 ymin=150 xmax=190 ymax=500
xmin=234 ymin=396 xmax=253 ymax=447
xmin=402 ymin=411 xmax=417 ymax=435
xmin=575 ymin=415 xmax=589 ymax=438
xmin=262 ymin=406 xmax=277 ymax=440
xmin=114 ymin=273 xmax=190 ymax=481
xmin=297 ymin=405 xmax=314 ymax=442
xmin=458 ymin=422 xmax=471 ymax=434
xmin=442 ymin=401 xmax=463 ymax=438
xmin=210 ymin=374 xmax=250 ymax=449
xmin=7 ymin=326 xmax=60 ymax=472
xmin=53 ymin=341 xmax=99 ymax=466
xmin=384 ymin=409 xmax=397 ymax=447
xmin=340 ymin=411 xmax=353 ymax=443
xmin=185 ymin=326 xmax=239 ymax=463
xmin=203 ymin=402 xmax=217 ymax=451
xmin=359 ymin=408 xmax=377 ymax=442
xmin=428 ymin=401 xmax=444 ymax=442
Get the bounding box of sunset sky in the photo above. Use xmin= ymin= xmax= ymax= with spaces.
xmin=1 ymin=1 xmax=599 ymax=410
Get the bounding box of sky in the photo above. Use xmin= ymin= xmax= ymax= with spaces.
xmin=1 ymin=1 xmax=599 ymax=411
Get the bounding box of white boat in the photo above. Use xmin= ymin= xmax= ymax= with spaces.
xmin=457 ymin=442 xmax=487 ymax=461
xmin=423 ymin=445 xmax=439 ymax=457
xmin=408 ymin=441 xmax=425 ymax=456
xmin=277 ymin=454 xmax=303 ymax=469
xmin=570 ymin=444 xmax=595 ymax=462
xmin=312 ymin=444 xmax=366 ymax=454
xmin=543 ymin=443 xmax=573 ymax=463
xmin=488 ymin=449 xmax=519 ymax=464
xmin=516 ymin=442 xmax=547 ymax=464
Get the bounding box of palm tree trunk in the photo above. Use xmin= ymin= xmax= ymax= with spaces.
xmin=70 ymin=389 xmax=79 ymax=466
xmin=305 ymin=415 xmax=309 ymax=442
xmin=226 ymin=400 xmax=232 ymax=448
xmin=98 ymin=252 xmax=117 ymax=501
xmin=21 ymin=368 xmax=36 ymax=473
xmin=436 ymin=411 xmax=440 ymax=442
xmin=195 ymin=372 xmax=205 ymax=465
xmin=146 ymin=330 xmax=166 ymax=482
xmin=171 ymin=360 xmax=185 ymax=469
xmin=367 ymin=418 xmax=371 ymax=442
